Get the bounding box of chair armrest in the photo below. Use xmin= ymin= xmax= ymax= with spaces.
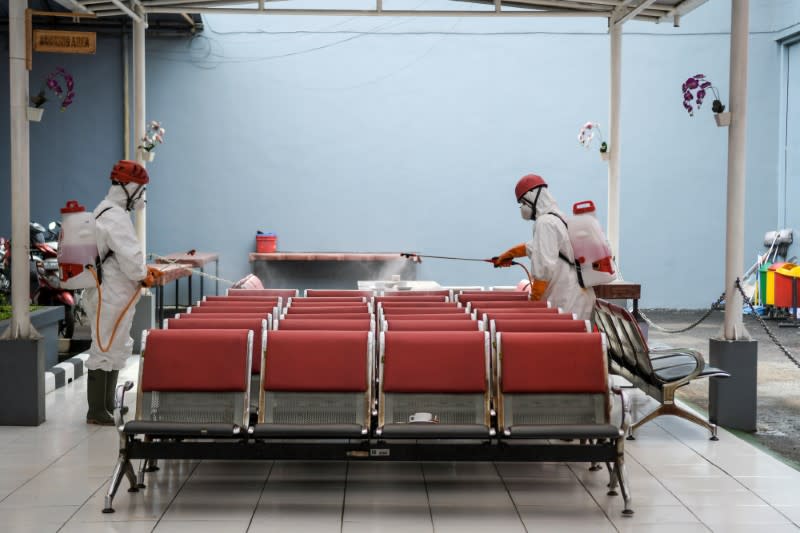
xmin=650 ymin=346 xmax=703 ymax=360
xmin=655 ymin=350 xmax=705 ymax=387
xmin=610 ymin=381 xmax=630 ymax=435
xmin=113 ymin=381 xmax=135 ymax=430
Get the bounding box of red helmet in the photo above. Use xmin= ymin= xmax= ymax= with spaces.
xmin=110 ymin=160 xmax=149 ymax=185
xmin=514 ymin=174 xmax=547 ymax=201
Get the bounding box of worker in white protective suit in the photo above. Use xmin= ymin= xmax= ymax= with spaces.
xmin=84 ymin=160 xmax=162 ymax=425
xmin=492 ymin=174 xmax=595 ymax=321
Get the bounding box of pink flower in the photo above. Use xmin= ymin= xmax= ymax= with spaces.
xmin=681 ymin=74 xmax=723 ymax=117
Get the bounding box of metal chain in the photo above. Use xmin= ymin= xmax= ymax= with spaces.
xmin=638 ymin=279 xmax=799 ymax=368
xmin=638 ymin=291 xmax=726 ymax=334
xmin=147 ymin=252 xmax=238 ymax=287
xmin=734 ymin=278 xmax=800 ymax=369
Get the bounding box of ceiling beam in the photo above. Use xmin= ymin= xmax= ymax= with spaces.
xmin=612 ymin=0 xmax=657 ymax=26
xmin=658 ymin=0 xmax=709 ymax=24
xmin=108 ymin=0 xmax=144 ymax=21
xmin=51 ymin=0 xmax=93 ymax=12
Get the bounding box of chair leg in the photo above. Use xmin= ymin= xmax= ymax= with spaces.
xmin=628 ymin=401 xmax=718 ymax=440
xmin=614 ymin=452 xmax=633 ymax=516
xmin=103 ymin=453 xmax=137 ymax=513
xmin=605 ymin=462 xmax=618 ymax=495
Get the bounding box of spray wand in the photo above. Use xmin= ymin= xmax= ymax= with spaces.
xmin=400 ymin=252 xmax=535 ymax=298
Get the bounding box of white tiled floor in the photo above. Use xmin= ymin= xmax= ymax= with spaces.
xmin=1 ymin=356 xmax=799 ymax=532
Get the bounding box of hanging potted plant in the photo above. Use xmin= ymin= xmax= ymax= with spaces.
xmin=138 ymin=120 xmax=165 ymax=162
xmin=578 ymin=122 xmax=609 ymax=161
xmin=28 ymin=67 xmax=75 ymax=122
xmin=682 ymin=74 xmax=729 ymax=127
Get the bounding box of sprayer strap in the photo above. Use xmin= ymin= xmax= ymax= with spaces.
xmin=95 ymin=207 xmax=114 ymax=264
xmin=548 ymin=212 xmax=586 ymax=289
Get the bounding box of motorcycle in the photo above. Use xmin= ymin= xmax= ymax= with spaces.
xmin=29 ymin=221 xmax=77 ymax=338
xmin=0 ymin=237 xmax=10 ymax=301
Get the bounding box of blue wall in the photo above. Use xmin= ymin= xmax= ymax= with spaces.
xmin=2 ymin=0 xmax=799 ymax=308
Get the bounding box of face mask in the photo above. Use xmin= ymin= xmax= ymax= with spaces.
xmin=520 ymin=187 xmax=543 ymax=221
xmin=123 ymin=184 xmax=146 ymax=212
xmin=132 ymin=192 xmax=146 ymax=211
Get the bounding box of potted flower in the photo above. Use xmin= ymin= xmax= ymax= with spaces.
xmin=28 ymin=67 xmax=75 ymax=122
xmin=138 ymin=120 xmax=165 ymax=162
xmin=682 ymin=74 xmax=729 ymax=127
xmin=578 ymin=122 xmax=609 ymax=161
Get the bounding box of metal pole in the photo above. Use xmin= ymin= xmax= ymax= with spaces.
xmin=122 ymin=29 xmax=130 ymax=160
xmin=3 ymin=0 xmax=34 ymax=339
xmin=607 ymin=21 xmax=622 ymax=262
xmin=133 ymin=14 xmax=146 ymax=256
xmin=723 ymin=0 xmax=749 ymax=340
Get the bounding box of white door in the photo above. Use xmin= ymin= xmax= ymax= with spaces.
xmin=785 ymin=43 xmax=800 ymax=260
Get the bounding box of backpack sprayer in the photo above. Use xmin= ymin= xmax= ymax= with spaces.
xmin=58 ymin=200 xmax=144 ymax=353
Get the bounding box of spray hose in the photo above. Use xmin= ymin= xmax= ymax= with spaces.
xmin=400 ymin=253 xmax=535 ymax=301
xmin=85 ymin=265 xmax=142 ymax=353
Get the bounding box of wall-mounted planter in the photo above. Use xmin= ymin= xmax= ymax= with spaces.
xmin=715 ymin=112 xmax=731 ymax=127
xmin=27 ymin=107 xmax=44 ymax=122
xmin=600 ymin=151 xmax=610 ymax=161
xmin=0 ymin=306 xmax=65 ymax=370
xmin=140 ymin=150 xmax=155 ymax=162
xmin=0 ymin=337 xmax=45 ymax=425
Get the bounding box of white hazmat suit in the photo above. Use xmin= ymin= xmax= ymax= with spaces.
xmin=523 ymin=187 xmax=595 ymax=321
xmin=494 ymin=176 xmax=595 ymax=321
xmin=84 ymin=183 xmax=147 ymax=371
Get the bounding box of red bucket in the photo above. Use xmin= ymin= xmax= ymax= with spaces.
xmin=256 ymin=234 xmax=277 ymax=253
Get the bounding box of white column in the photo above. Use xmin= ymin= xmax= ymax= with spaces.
xmin=723 ymin=0 xmax=750 ymax=340
xmin=3 ymin=0 xmax=33 ymax=339
xmin=607 ymin=21 xmax=622 ymax=263
xmin=133 ymin=16 xmax=146 ymax=256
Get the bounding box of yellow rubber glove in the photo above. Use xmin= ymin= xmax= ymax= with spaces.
xmin=530 ymin=279 xmax=549 ymax=301
xmin=491 ymin=243 xmax=527 ymax=268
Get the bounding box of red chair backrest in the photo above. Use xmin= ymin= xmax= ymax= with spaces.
xmin=204 ymin=296 xmax=280 ymax=303
xmin=197 ymin=301 xmax=275 ymax=310
xmin=385 ymin=320 xmax=481 ymax=331
xmin=305 ymin=289 xmax=374 ymax=298
xmin=492 ymin=319 xmax=589 ymax=333
xmin=386 ymin=313 xmax=472 ymax=320
xmin=277 ymin=319 xmax=372 ymax=331
xmin=264 ymin=330 xmax=370 ymax=392
xmin=459 ymin=292 xmax=529 ymax=304
xmin=382 ymin=331 xmax=487 ymax=393
xmin=289 ymin=297 xmax=366 ymax=304
xmin=382 ymin=290 xmax=450 ymax=298
xmin=375 ymin=296 xmax=448 ymax=303
xmin=279 ymin=313 xmax=371 ymax=320
xmin=381 ymin=307 xmax=466 ymax=315
xmin=286 ymin=305 xmax=370 ymax=314
xmin=379 ymin=302 xmax=458 ymax=309
xmin=481 ymin=312 xmax=573 ymax=320
xmin=177 ymin=312 xmax=268 ymax=319
xmin=165 ymin=317 xmax=267 ymax=372
xmin=142 ymin=329 xmax=250 ymax=392
xmin=474 ymin=307 xmax=559 ymax=316
xmin=470 ymin=301 xmax=548 ymax=308
xmin=499 ymin=332 xmax=607 ymax=394
xmin=188 ymin=306 xmax=272 ymax=315
xmin=229 ymin=288 xmax=298 ymax=298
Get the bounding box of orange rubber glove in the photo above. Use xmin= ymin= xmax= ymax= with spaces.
xmin=530 ymin=279 xmax=549 ymax=301
xmin=491 ymin=243 xmax=527 ymax=268
xmin=141 ymin=266 xmax=164 ymax=288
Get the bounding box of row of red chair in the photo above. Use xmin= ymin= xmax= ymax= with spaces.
xmin=107 ymin=326 xmax=630 ymax=515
